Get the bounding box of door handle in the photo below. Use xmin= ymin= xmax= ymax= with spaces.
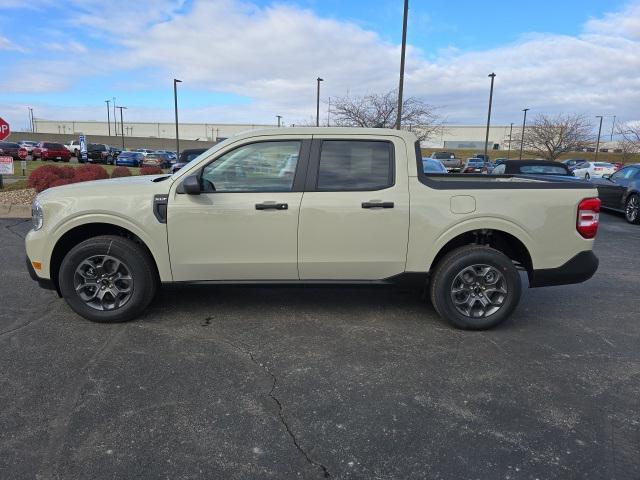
xmin=361 ymin=201 xmax=394 ymax=209
xmin=255 ymin=202 xmax=288 ymax=210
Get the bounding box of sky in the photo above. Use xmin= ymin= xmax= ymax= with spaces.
xmin=0 ymin=0 xmax=638 ymax=132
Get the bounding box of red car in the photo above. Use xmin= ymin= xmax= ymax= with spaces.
xmin=33 ymin=142 xmax=71 ymax=162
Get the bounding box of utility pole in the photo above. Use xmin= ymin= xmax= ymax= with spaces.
xmin=173 ymin=78 xmax=182 ymax=156
xmin=276 ymin=115 xmax=282 ymax=127
xmin=484 ymin=72 xmax=496 ymax=161
xmin=116 ymin=106 xmax=127 ymax=149
xmin=327 ymin=97 xmax=331 ymax=126
xmin=507 ymin=122 xmax=514 ymax=159
xmin=595 ymin=115 xmax=603 ymax=162
xmin=519 ymin=108 xmax=529 ymax=160
xmin=105 ymin=100 xmax=111 ymax=136
xmin=396 ymin=0 xmax=409 ymax=130
xmin=316 ymin=77 xmax=323 ymax=127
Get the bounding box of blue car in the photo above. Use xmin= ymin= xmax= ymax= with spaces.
xmin=422 ymin=158 xmax=448 ymax=173
xmin=116 ymin=151 xmax=144 ymax=167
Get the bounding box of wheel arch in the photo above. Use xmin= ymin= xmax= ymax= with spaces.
xmin=428 ymin=228 xmax=534 ymax=282
xmin=50 ymin=222 xmax=160 ymax=294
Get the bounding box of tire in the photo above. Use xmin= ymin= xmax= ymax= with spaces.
xmin=429 ymin=246 xmax=522 ymax=330
xmin=585 ymin=173 xmax=590 ymax=180
xmin=58 ymin=235 xmax=157 ymax=323
xmin=625 ymin=194 xmax=640 ymax=225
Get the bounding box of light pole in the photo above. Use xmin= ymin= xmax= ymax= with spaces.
xmin=316 ymin=77 xmax=323 ymax=127
xmin=116 ymin=106 xmax=127 ymax=149
xmin=276 ymin=115 xmax=282 ymax=127
xmin=173 ymin=78 xmax=182 ymax=156
xmin=105 ymin=100 xmax=111 ymax=136
xmin=595 ymin=115 xmax=604 ymax=162
xmin=519 ymin=108 xmax=529 ymax=160
xmin=113 ymin=97 xmax=117 ymax=136
xmin=396 ymin=0 xmax=409 ymax=130
xmin=28 ymin=107 xmax=34 ymax=132
xmin=483 ymin=72 xmax=496 ymax=161
xmin=610 ymin=115 xmax=616 ymax=141
xmin=507 ymin=122 xmax=514 ymax=159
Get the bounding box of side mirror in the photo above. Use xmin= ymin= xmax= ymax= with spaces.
xmin=182 ymin=174 xmax=201 ymax=195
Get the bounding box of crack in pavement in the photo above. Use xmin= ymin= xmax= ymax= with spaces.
xmin=39 ymin=327 xmax=127 ymax=480
xmin=0 ymin=297 xmax=58 ymax=339
xmin=3 ymin=218 xmax=30 ymax=239
xmin=214 ymin=326 xmax=331 ymax=479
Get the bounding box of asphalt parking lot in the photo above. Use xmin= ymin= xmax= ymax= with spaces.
xmin=1 ymin=213 xmax=639 ymax=480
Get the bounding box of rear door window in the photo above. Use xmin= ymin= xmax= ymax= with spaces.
xmin=316 ymin=140 xmax=393 ymax=191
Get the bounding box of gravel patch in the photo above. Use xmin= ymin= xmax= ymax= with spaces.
xmin=0 ymin=188 xmax=37 ymax=206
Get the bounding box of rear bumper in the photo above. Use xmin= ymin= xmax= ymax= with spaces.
xmin=529 ymin=250 xmax=599 ymax=288
xmin=26 ymin=256 xmax=56 ymax=291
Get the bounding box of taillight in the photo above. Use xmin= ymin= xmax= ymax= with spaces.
xmin=577 ymin=197 xmax=600 ymax=239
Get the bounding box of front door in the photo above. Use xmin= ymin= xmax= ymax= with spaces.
xmin=599 ymin=166 xmax=638 ymax=209
xmin=298 ymin=137 xmax=410 ymax=280
xmin=167 ymin=138 xmax=310 ymax=281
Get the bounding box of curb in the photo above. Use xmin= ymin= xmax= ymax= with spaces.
xmin=0 ymin=204 xmax=31 ymax=219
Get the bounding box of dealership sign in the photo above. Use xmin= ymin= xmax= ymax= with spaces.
xmin=0 ymin=156 xmax=14 ymax=175
xmin=0 ymin=117 xmax=10 ymax=141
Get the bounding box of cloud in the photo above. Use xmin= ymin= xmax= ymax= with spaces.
xmin=0 ymin=35 xmax=27 ymax=52
xmin=1 ymin=0 xmax=639 ymax=126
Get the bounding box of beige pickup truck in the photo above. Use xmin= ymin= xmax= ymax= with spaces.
xmin=26 ymin=128 xmax=600 ymax=329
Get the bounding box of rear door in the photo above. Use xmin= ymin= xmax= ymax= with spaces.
xmin=297 ymin=136 xmax=410 ymax=280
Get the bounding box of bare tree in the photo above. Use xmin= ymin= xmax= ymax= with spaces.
xmin=519 ymin=114 xmax=594 ymax=160
xmin=616 ymin=122 xmax=640 ymax=159
xmin=330 ymin=90 xmax=443 ymax=141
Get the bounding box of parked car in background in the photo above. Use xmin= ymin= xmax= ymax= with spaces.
xmin=154 ymin=150 xmax=177 ymax=162
xmin=115 ymin=151 xmax=144 ymax=167
xmin=430 ymin=151 xmax=463 ymax=172
xmin=562 ymin=159 xmax=588 ymax=171
xmin=18 ymin=140 xmax=38 ymax=155
xmin=0 ymin=141 xmax=21 ymax=160
xmin=142 ymin=152 xmax=172 ymax=169
xmin=86 ymin=144 xmax=119 ymax=165
xmin=462 ymin=158 xmax=489 ymax=174
xmin=494 ymin=158 xmax=508 ymax=165
xmin=572 ymin=161 xmax=616 ymax=180
xmin=134 ymin=148 xmax=155 ymax=156
xmin=33 ymin=142 xmax=71 ymax=162
xmin=170 ymin=148 xmax=208 ymax=173
xmin=64 ymin=140 xmax=82 ymax=157
xmin=421 ymin=158 xmax=448 ymax=174
xmin=491 ymin=160 xmax=574 ymax=177
xmin=473 ymin=153 xmax=490 ymax=162
xmin=612 ymin=162 xmax=624 ymax=171
xmin=591 ymin=164 xmax=640 ymax=224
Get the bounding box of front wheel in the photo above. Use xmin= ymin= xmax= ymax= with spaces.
xmin=58 ymin=235 xmax=158 ymax=323
xmin=625 ymin=194 xmax=640 ymax=224
xmin=429 ymin=246 xmax=522 ymax=330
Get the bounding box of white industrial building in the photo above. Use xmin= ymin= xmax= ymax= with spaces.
xmin=31 ymin=120 xmax=578 ymax=150
xmin=32 ymin=119 xmax=276 ymax=142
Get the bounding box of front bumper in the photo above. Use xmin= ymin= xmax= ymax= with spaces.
xmin=529 ymin=251 xmax=599 ymax=288
xmin=26 ymin=256 xmax=56 ymax=291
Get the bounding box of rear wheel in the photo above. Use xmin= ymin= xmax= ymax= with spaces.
xmin=58 ymin=235 xmax=157 ymax=323
xmin=625 ymin=194 xmax=640 ymax=224
xmin=429 ymin=246 xmax=522 ymax=330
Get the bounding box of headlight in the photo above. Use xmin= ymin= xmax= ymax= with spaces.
xmin=32 ymin=199 xmax=43 ymax=231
